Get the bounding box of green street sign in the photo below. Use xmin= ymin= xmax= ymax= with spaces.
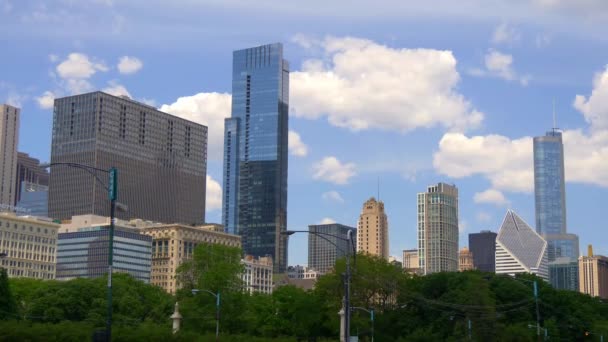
xmin=109 ymin=168 xmax=117 ymax=201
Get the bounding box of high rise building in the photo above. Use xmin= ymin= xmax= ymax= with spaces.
xmin=14 ymin=152 xmax=49 ymax=206
xmin=0 ymin=104 xmax=20 ymax=210
xmin=309 ymin=223 xmax=356 ymax=274
xmin=222 ymin=43 xmax=289 ymax=273
xmin=17 ymin=181 xmax=48 ymax=217
xmin=468 ymin=230 xmax=497 ymax=273
xmin=417 ymin=183 xmax=459 ymax=274
xmin=549 ymin=257 xmax=579 ymax=291
xmin=495 ymin=210 xmax=548 ymax=281
xmin=357 ymin=197 xmax=389 ymax=259
xmin=56 ymin=215 xmax=152 ymax=283
xmin=0 ymin=212 xmax=58 ymax=279
xmin=403 ymin=249 xmax=420 ymax=274
xmin=459 ymin=247 xmax=474 ymax=271
xmin=48 ymin=92 xmax=207 ymax=224
xmin=533 ymin=130 xmax=580 ymax=261
xmin=579 ymin=245 xmax=608 ymax=299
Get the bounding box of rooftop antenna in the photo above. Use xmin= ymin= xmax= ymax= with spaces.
xmin=552 ymin=98 xmax=559 ymax=134
xmin=377 ymin=176 xmax=380 ymax=201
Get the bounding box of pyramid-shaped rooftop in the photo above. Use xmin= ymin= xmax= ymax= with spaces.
xmin=497 ymin=210 xmax=547 ymax=270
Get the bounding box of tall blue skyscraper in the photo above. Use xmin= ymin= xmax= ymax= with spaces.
xmin=222 ymin=43 xmax=289 ymax=273
xmin=533 ymin=128 xmax=579 ymax=290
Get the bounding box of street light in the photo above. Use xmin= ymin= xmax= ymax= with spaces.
xmin=351 ymin=307 xmax=374 ymax=342
xmin=282 ymin=229 xmax=355 ymax=342
xmin=192 ymin=288 xmax=221 ymax=341
xmin=40 ymin=162 xmax=124 ymax=342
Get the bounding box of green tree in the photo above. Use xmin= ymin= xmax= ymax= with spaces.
xmin=0 ymin=268 xmax=16 ymax=320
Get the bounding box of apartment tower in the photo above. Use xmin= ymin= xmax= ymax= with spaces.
xmin=0 ymin=104 xmax=19 ymax=210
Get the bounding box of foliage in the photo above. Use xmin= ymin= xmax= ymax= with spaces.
xmin=0 ymin=269 xmax=16 ymax=320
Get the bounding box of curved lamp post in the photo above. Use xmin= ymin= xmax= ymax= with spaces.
xmin=40 ymin=162 xmax=126 ymax=342
xmin=351 ymin=306 xmax=374 ymax=342
xmin=192 ymin=288 xmax=221 ymax=341
xmin=281 ymin=229 xmax=355 ymax=342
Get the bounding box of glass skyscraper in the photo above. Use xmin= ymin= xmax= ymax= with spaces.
xmin=222 ymin=43 xmax=289 ymax=273
xmin=533 ymin=129 xmax=579 ymax=290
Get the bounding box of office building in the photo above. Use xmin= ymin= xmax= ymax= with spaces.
xmin=389 ymin=255 xmax=403 ymax=268
xmin=0 ymin=104 xmax=19 ymax=210
xmin=56 ymin=215 xmax=152 ymax=283
xmin=14 ymin=152 xmax=49 ymax=206
xmin=417 ymin=183 xmax=459 ymax=274
xmin=469 ymin=230 xmax=497 ymax=273
xmin=17 ymin=182 xmax=48 ymax=217
xmin=0 ymin=212 xmax=58 ymax=279
xmin=549 ymin=257 xmax=579 ymax=291
xmin=308 ymin=223 xmax=356 ymax=274
xmin=356 ymin=197 xmax=389 ymax=259
xmin=579 ymin=245 xmax=608 ymax=299
xmin=287 ymin=265 xmax=320 ymax=280
xmin=222 ymin=43 xmax=289 ymax=273
xmin=403 ymin=249 xmax=420 ymax=274
xmin=49 ymin=92 xmax=207 ymax=224
xmin=495 ymin=210 xmax=548 ymax=281
xmin=459 ymin=247 xmax=474 ymax=271
xmin=242 ymin=255 xmax=273 ymax=294
xmin=142 ymin=223 xmax=241 ymax=293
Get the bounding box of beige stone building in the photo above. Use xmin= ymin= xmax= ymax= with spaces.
xmin=459 ymin=247 xmax=474 ymax=271
xmin=403 ymin=249 xmax=420 ymax=274
xmin=579 ymin=245 xmax=608 ymax=299
xmin=0 ymin=213 xmax=59 ymax=279
xmin=141 ymin=224 xmax=241 ymax=294
xmin=0 ymin=104 xmax=19 ymax=209
xmin=356 ymin=197 xmax=389 ymax=259
xmin=242 ymin=255 xmax=273 ymax=294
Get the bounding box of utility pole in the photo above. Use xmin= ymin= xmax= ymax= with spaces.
xmin=468 ymin=319 xmax=472 ymax=340
xmin=106 ymin=167 xmax=117 ymax=342
xmin=534 ymin=280 xmax=540 ymax=342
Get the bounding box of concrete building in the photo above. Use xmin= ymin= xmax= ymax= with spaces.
xmin=49 ymin=91 xmax=207 ymax=225
xmin=495 ymin=210 xmax=549 ymax=281
xmin=17 ymin=182 xmax=48 ymax=218
xmin=0 ymin=104 xmax=19 ymax=210
xmin=287 ymin=265 xmax=320 ymax=280
xmin=579 ymin=245 xmax=608 ymax=299
xmin=549 ymin=257 xmax=579 ymax=291
xmin=222 ymin=43 xmax=290 ymax=273
xmin=242 ymin=255 xmax=273 ymax=294
xmin=403 ymin=249 xmax=420 ymax=274
xmin=469 ymin=231 xmax=497 ymax=273
xmin=356 ymin=197 xmax=389 ymax=259
xmin=459 ymin=247 xmax=474 ymax=271
xmin=14 ymin=152 xmax=49 ymax=206
xmin=308 ymin=223 xmax=356 ymax=274
xmin=56 ymin=215 xmax=152 ymax=283
xmin=0 ymin=212 xmax=58 ymax=279
xmin=417 ymin=183 xmax=459 ymax=274
xmin=141 ymin=223 xmax=241 ymax=294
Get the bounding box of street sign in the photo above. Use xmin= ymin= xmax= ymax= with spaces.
xmin=108 ymin=168 xmax=117 ymax=201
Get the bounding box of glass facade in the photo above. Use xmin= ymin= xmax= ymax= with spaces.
xmin=308 ymin=223 xmax=356 ymax=274
xmin=56 ymin=226 xmax=152 ymax=283
xmin=17 ymin=181 xmax=48 ymax=218
xmin=222 ymin=43 xmax=289 ymax=273
xmin=548 ymin=257 xmax=579 ymax=291
xmin=468 ymin=230 xmax=497 ymax=273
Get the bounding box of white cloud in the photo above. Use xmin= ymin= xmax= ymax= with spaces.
xmin=288 ymin=130 xmax=308 ymax=157
xmin=574 ymin=65 xmax=608 ymax=131
xmin=160 ymin=92 xmax=231 ymax=160
xmin=206 ymin=175 xmax=222 ymax=211
xmin=291 ymin=36 xmax=483 ymax=133
xmin=36 ymin=91 xmax=56 ymax=109
xmin=117 ymin=56 xmax=143 ymax=74
xmin=64 ymin=79 xmax=94 ymax=94
xmin=56 ymin=53 xmax=108 ymax=79
xmin=322 ymin=190 xmax=344 ymax=203
xmin=471 ymin=50 xmax=530 ymax=86
xmin=492 ymin=23 xmax=521 ymax=45
xmin=312 ymin=156 xmax=356 ymax=185
xmin=476 ymin=212 xmax=492 ymax=223
xmin=102 ymin=81 xmax=131 ymax=98
xmin=319 ymin=217 xmax=336 ymax=225
xmin=474 ymin=189 xmax=510 ymax=206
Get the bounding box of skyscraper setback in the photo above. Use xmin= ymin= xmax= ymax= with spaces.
xmin=49 ymin=92 xmax=207 ymax=224
xmin=0 ymin=104 xmax=20 ymax=210
xmin=222 ymin=43 xmax=289 ymax=273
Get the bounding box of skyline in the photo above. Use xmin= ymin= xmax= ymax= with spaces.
xmin=2 ymin=1 xmax=608 ymax=265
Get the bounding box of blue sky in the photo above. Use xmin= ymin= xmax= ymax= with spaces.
xmin=2 ymin=0 xmax=608 ymax=266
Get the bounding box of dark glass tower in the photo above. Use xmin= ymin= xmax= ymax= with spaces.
xmin=308 ymin=223 xmax=356 ymax=274
xmin=468 ymin=230 xmax=497 ymax=272
xmin=222 ymin=43 xmax=289 ymax=273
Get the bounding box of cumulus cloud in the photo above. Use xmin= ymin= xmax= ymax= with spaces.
xmin=574 ymin=65 xmax=608 ymax=131
xmin=102 ymin=81 xmax=131 ymax=97
xmin=319 ymin=217 xmax=337 ymax=225
xmin=470 ymin=50 xmax=530 ymax=86
xmin=312 ymin=156 xmax=356 ymax=185
xmin=56 ymin=53 xmax=108 ymax=79
xmin=288 ymin=130 xmax=308 ymax=157
xmin=291 ymin=36 xmax=483 ymax=132
xmin=476 ymin=211 xmax=492 ymax=223
xmin=160 ymin=92 xmax=231 ymax=160
xmin=492 ymin=23 xmax=521 ymax=45
xmin=36 ymin=91 xmax=56 ymax=109
xmin=474 ymin=189 xmax=510 ymax=206
xmin=206 ymin=175 xmax=222 ymax=211
xmin=322 ymin=190 xmax=344 ymax=203
xmin=117 ymin=56 xmax=143 ymax=74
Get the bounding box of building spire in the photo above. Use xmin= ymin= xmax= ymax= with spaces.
xmin=377 ymin=176 xmax=380 ymax=201
xmin=552 ymin=98 xmax=559 ymax=133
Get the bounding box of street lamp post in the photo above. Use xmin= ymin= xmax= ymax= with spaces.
xmin=282 ymin=229 xmax=355 ymax=342
xmin=40 ymin=162 xmax=122 ymax=342
xmin=351 ymin=307 xmax=374 ymax=342
xmin=192 ymin=289 xmax=221 ymax=341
